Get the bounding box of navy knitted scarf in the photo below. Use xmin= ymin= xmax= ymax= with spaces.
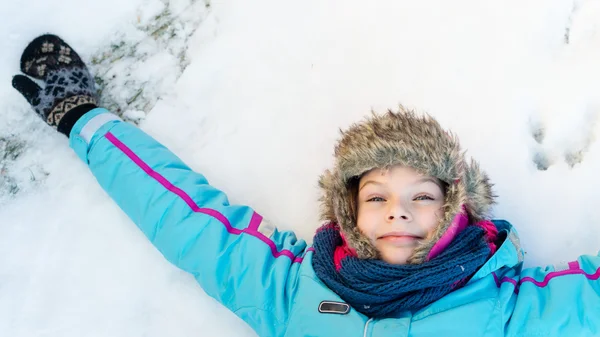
xmin=312 ymin=224 xmax=491 ymax=318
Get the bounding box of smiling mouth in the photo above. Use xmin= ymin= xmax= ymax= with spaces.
xmin=378 ymin=233 xmax=422 ymax=245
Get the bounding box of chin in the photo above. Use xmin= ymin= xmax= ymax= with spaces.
xmin=380 ymin=249 xmax=412 ymax=265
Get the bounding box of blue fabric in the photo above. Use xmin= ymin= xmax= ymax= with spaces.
xmin=69 ymin=107 xmax=116 ymax=163
xmin=312 ymin=224 xmax=491 ymax=317
xmin=70 ymin=109 xmax=600 ymax=337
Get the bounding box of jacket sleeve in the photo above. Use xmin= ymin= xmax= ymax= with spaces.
xmin=504 ymin=253 xmax=600 ymax=336
xmin=69 ymin=108 xmax=307 ymax=336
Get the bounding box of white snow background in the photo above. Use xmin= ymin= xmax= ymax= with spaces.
xmin=1 ymin=0 xmax=600 ymax=335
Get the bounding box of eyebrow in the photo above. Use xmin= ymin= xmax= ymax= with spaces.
xmin=417 ymin=177 xmax=443 ymax=188
xmin=358 ymin=180 xmax=383 ymax=192
xmin=358 ymin=177 xmax=442 ymax=192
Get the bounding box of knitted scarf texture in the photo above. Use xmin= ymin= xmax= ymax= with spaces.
xmin=312 ymin=224 xmax=491 ymax=317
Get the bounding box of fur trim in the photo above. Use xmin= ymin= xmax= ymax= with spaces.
xmin=318 ymin=106 xmax=496 ymax=264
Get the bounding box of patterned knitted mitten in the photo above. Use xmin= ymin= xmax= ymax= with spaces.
xmin=12 ymin=34 xmax=98 ymax=136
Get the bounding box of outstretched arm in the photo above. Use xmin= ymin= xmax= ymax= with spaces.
xmin=504 ymin=254 xmax=600 ymax=336
xmin=12 ymin=34 xmax=309 ymax=336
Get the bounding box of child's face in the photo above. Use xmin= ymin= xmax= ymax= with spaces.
xmin=356 ymin=165 xmax=445 ymax=265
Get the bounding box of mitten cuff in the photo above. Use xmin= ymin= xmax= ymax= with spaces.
xmin=57 ymin=103 xmax=97 ymax=136
xmin=47 ymin=95 xmax=97 ymax=128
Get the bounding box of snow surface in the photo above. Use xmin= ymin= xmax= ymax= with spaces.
xmin=1 ymin=0 xmax=600 ymax=335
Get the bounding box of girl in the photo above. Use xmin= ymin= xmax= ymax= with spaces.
xmin=11 ymin=34 xmax=600 ymax=337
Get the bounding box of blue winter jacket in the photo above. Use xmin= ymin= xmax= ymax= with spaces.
xmin=69 ymin=108 xmax=600 ymax=337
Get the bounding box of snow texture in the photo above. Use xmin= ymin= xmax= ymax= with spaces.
xmin=1 ymin=0 xmax=600 ymax=335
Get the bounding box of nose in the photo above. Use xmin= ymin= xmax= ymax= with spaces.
xmin=386 ymin=201 xmax=412 ymax=222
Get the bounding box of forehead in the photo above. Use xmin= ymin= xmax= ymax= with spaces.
xmin=361 ymin=165 xmax=428 ymax=181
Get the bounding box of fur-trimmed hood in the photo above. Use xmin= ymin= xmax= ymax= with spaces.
xmin=318 ymin=106 xmax=495 ymax=264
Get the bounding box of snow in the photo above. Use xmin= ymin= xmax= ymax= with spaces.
xmin=1 ymin=0 xmax=600 ymax=335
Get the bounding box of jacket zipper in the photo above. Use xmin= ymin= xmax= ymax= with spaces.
xmin=363 ymin=318 xmax=374 ymax=337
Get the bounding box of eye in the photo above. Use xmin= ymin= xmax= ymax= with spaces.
xmin=367 ymin=196 xmax=386 ymax=202
xmin=414 ymin=195 xmax=434 ymax=201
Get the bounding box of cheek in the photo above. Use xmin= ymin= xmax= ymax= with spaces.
xmin=356 ymin=208 xmax=378 ymax=238
xmin=417 ymin=205 xmax=444 ymax=233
